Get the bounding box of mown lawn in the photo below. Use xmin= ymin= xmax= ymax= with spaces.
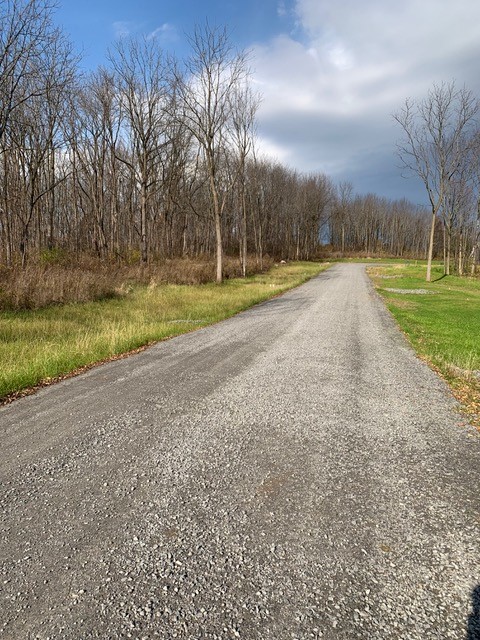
xmin=0 ymin=261 xmax=329 ymax=401
xmin=368 ymin=263 xmax=480 ymax=427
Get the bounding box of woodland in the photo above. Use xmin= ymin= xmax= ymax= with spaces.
xmin=1 ymin=0 xmax=479 ymax=288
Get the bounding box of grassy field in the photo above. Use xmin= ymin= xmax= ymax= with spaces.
xmin=0 ymin=261 xmax=329 ymax=402
xmin=368 ymin=263 xmax=480 ymax=427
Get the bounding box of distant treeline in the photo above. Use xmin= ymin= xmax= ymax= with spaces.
xmin=1 ymin=1 xmax=474 ymax=281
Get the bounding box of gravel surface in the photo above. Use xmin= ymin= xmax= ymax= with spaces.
xmin=384 ymin=288 xmax=437 ymax=295
xmin=1 ymin=263 xmax=479 ymax=639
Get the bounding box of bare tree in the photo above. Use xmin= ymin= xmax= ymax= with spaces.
xmin=73 ymin=69 xmax=121 ymax=257
xmin=110 ymin=37 xmax=173 ymax=263
xmin=0 ymin=0 xmax=79 ymax=264
xmin=229 ymin=84 xmax=259 ymax=276
xmin=394 ymin=81 xmax=480 ymax=281
xmin=464 ymin=129 xmax=480 ymax=275
xmin=331 ymin=181 xmax=353 ymax=255
xmin=0 ymin=7 xmax=449 ymax=272
xmin=0 ymin=0 xmax=58 ymax=142
xmin=4 ymin=22 xmax=76 ymax=265
xmin=176 ymin=24 xmax=249 ymax=282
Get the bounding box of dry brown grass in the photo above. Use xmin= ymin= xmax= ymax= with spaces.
xmin=0 ymin=254 xmax=274 ymax=311
xmin=125 ymin=255 xmax=273 ymax=286
xmin=0 ymin=263 xmax=121 ymax=310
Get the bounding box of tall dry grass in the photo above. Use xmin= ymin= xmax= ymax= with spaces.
xmin=0 ymin=255 xmax=274 ymax=311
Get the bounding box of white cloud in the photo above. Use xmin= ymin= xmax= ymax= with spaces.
xmin=147 ymin=23 xmax=178 ymax=43
xmin=255 ymin=135 xmax=291 ymax=165
xmin=252 ymin=0 xmax=480 ymax=201
xmin=112 ymin=21 xmax=178 ymax=46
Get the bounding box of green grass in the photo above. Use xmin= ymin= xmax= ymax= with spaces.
xmin=368 ymin=263 xmax=480 ymax=425
xmin=0 ymin=261 xmax=329 ymax=401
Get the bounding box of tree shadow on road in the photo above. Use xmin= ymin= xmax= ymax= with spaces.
xmin=467 ymin=585 xmax=480 ymax=639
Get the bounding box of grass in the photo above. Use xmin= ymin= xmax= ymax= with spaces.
xmin=368 ymin=263 xmax=480 ymax=428
xmin=0 ymin=261 xmax=329 ymax=402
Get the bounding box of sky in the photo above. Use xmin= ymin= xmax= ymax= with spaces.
xmin=56 ymin=0 xmax=480 ymax=206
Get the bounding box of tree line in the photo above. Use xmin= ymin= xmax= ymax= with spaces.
xmin=1 ymin=1 xmax=475 ymax=283
xmin=394 ymin=81 xmax=480 ymax=280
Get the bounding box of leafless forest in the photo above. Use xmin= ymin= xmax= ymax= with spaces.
xmin=1 ymin=0 xmax=479 ymax=283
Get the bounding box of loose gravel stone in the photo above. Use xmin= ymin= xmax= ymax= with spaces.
xmin=0 ymin=264 xmax=479 ymax=639
xmin=384 ymin=287 xmax=437 ymax=294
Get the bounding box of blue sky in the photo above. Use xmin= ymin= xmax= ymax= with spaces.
xmin=56 ymin=0 xmax=291 ymax=64
xmin=56 ymin=0 xmax=480 ymax=206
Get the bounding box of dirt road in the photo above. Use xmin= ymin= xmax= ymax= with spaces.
xmin=1 ymin=263 xmax=479 ymax=639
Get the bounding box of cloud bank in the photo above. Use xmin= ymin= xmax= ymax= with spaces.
xmin=253 ymin=0 xmax=480 ymax=202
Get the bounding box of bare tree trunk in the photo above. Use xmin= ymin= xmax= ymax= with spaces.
xmin=48 ymin=145 xmax=55 ymax=250
xmin=426 ymin=210 xmax=436 ymax=282
xmin=458 ymin=232 xmax=464 ymax=275
xmin=442 ymin=223 xmax=446 ymax=274
xmin=443 ymin=222 xmax=452 ymax=276
xmin=2 ymin=149 xmax=12 ymax=266
xmin=214 ymin=210 xmax=223 ymax=283
xmin=471 ymin=245 xmax=478 ymax=276
xmin=241 ymin=189 xmax=247 ymax=277
xmin=209 ymin=170 xmax=223 ymax=283
xmin=446 ymin=223 xmax=451 ymax=276
xmin=140 ymin=181 xmax=148 ymax=264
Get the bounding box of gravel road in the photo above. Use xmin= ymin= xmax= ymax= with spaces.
xmin=1 ymin=263 xmax=479 ymax=639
